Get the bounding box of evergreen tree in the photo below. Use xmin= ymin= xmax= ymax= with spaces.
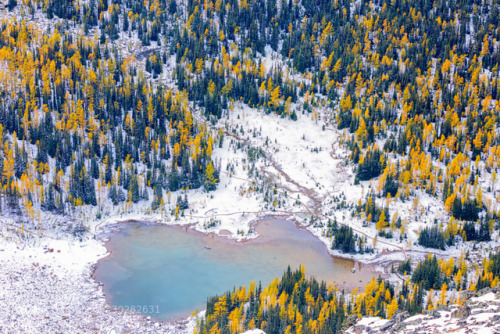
xmin=130 ymin=176 xmax=140 ymax=203
xmin=331 ymin=225 xmax=357 ymax=253
xmin=8 ymin=0 xmax=17 ymax=11
xmin=412 ymin=255 xmax=442 ymax=290
xmin=418 ymin=226 xmax=446 ymax=250
xmin=356 ymin=148 xmax=385 ymax=181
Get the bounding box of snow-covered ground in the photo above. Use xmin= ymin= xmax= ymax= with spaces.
xmin=241 ymin=330 xmax=265 ymax=334
xmin=0 ymin=218 xmax=197 ymax=333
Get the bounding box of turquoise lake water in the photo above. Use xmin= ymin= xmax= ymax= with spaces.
xmin=94 ymin=219 xmax=371 ymax=321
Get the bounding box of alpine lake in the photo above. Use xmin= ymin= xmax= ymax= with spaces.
xmin=94 ymin=218 xmax=377 ymax=321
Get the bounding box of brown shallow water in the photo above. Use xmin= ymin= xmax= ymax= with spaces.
xmin=95 ymin=218 xmax=380 ymax=321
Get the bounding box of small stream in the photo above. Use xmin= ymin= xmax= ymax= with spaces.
xmin=94 ymin=218 xmax=375 ymax=321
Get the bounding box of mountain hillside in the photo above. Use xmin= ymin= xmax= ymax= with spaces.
xmin=0 ymin=0 xmax=500 ymax=333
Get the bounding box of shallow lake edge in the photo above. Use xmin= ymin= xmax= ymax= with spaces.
xmin=91 ymin=215 xmax=392 ymax=326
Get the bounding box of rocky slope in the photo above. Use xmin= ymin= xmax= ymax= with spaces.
xmin=345 ymin=289 xmax=500 ymax=334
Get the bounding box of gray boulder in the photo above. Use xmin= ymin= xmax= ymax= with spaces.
xmin=344 ymin=314 xmax=359 ymax=328
xmin=379 ymin=320 xmax=394 ymax=331
xmin=392 ymin=310 xmax=410 ymax=324
xmin=451 ymin=305 xmax=471 ymax=318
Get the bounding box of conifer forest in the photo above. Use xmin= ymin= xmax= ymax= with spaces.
xmin=1 ymin=0 xmax=500 ymax=333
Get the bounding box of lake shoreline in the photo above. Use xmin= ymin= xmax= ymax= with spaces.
xmin=95 ymin=214 xmax=389 ymax=279
xmin=93 ymin=214 xmax=389 ymax=326
xmin=95 ymin=213 xmax=398 ymax=268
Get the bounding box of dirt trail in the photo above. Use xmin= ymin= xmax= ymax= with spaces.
xmin=223 ymin=126 xmax=408 ymax=260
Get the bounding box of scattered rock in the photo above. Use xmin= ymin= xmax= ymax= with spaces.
xmin=344 ymin=314 xmax=359 ymax=328
xmin=451 ymin=305 xmax=471 ymax=318
xmin=405 ymin=317 xmax=423 ymax=326
xmin=492 ymin=315 xmax=500 ymax=322
xmin=392 ymin=322 xmax=407 ymax=331
xmin=460 ymin=290 xmax=476 ymax=301
xmin=436 ymin=304 xmax=450 ymax=311
xmin=392 ymin=310 xmax=410 ymax=324
xmin=426 ymin=309 xmax=441 ymax=319
xmin=346 ymin=292 xmax=500 ymax=334
xmin=478 ymin=287 xmax=500 ymax=296
xmin=349 ymin=325 xmax=369 ymax=333
xmin=379 ymin=320 xmax=394 ymax=331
